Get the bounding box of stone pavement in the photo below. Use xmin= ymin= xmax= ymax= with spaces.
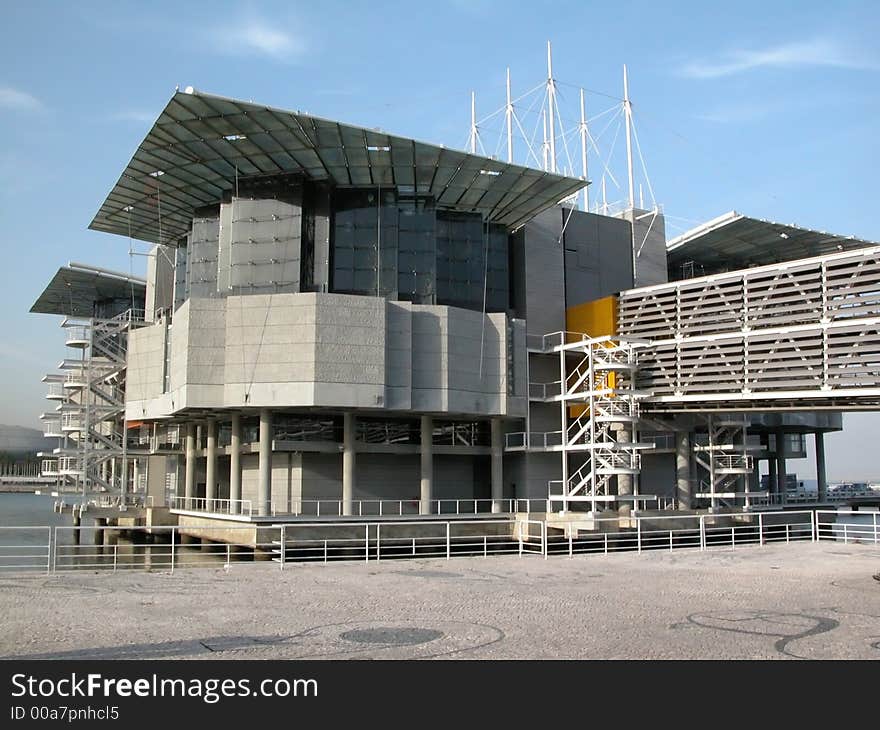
xmin=1 ymin=543 xmax=878 ymax=660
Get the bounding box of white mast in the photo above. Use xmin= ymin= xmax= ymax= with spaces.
xmin=579 ymin=88 xmax=589 ymax=211
xmin=546 ymin=41 xmax=557 ymax=173
xmin=469 ymin=91 xmax=477 ymax=154
xmin=623 ymin=64 xmax=635 ymax=210
xmin=541 ymin=109 xmax=548 ymax=171
xmin=602 ymin=177 xmax=607 ymax=216
xmin=505 ymin=67 xmax=513 ymax=163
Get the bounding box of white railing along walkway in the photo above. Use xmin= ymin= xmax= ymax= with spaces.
xmin=3 ymin=509 xmax=875 ymax=575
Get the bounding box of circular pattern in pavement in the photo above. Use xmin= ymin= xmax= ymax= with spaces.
xmin=340 ymin=627 xmax=444 ymax=645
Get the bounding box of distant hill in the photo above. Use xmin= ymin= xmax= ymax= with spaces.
xmin=0 ymin=424 xmax=50 ymax=454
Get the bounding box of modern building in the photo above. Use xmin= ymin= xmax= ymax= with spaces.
xmin=31 ymin=87 xmax=880 ymax=527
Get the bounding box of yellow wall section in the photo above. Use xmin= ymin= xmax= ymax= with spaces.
xmin=565 ymin=295 xmax=618 ymax=340
xmin=565 ymin=295 xmax=619 ymax=417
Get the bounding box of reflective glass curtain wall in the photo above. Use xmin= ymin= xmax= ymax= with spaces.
xmin=331 ymin=189 xmax=509 ymax=313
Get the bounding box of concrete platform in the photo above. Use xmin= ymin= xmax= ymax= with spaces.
xmin=0 ymin=542 xmax=878 ymax=659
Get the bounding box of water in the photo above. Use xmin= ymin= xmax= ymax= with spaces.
xmin=0 ymin=492 xmax=69 ymax=528
xmin=0 ymin=491 xmax=228 ymax=572
xmin=0 ymin=492 xmax=61 ymax=571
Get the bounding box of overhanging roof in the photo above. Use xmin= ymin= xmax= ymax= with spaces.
xmin=667 ymin=211 xmax=878 ymax=274
xmin=90 ymin=88 xmax=587 ymax=244
xmin=31 ymin=262 xmax=146 ymax=317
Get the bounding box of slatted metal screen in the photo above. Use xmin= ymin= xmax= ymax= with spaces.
xmin=618 ymin=245 xmax=880 ymax=409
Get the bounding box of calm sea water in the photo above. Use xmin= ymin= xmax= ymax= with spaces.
xmin=0 ymin=491 xmax=226 ymax=571
xmin=0 ymin=492 xmax=68 ymax=527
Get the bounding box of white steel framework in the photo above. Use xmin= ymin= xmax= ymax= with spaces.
xmin=40 ymin=309 xmax=146 ymax=502
xmin=548 ymin=335 xmax=655 ymax=511
xmin=619 ymin=244 xmax=880 ymax=410
xmin=691 ymin=414 xmax=760 ymax=510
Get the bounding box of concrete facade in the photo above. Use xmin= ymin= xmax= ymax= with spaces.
xmin=127 ymin=293 xmax=526 ymax=420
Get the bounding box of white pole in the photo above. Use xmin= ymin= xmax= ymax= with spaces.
xmin=579 ymin=88 xmax=589 ymax=211
xmin=542 ymin=109 xmax=548 ymax=171
xmin=623 ymin=64 xmax=635 ymax=210
xmin=506 ymin=67 xmax=513 ymax=164
xmin=470 ymin=91 xmax=477 ymax=154
xmin=547 ymin=41 xmax=557 ymax=173
xmin=602 ymin=177 xmax=608 ymax=215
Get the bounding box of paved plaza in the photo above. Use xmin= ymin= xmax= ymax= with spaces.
xmin=1 ymin=543 xmax=878 ymax=660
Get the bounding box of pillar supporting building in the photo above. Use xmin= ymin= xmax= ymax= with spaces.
xmin=229 ymin=413 xmax=241 ymax=513
xmin=205 ymin=418 xmax=217 ymax=506
xmin=420 ymin=415 xmax=433 ymax=515
xmin=342 ymin=413 xmax=355 ymax=517
xmin=258 ymin=409 xmax=272 ymax=517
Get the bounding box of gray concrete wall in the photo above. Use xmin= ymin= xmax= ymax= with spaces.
xmin=563 ymin=211 xmax=634 ymax=306
xmin=626 ymin=208 xmax=668 ymax=288
xmin=127 ymin=292 xmax=523 ymax=419
xmin=126 ymin=320 xmax=167 ymax=403
xmin=522 ymin=208 xmax=566 ymax=337
xmin=520 ymin=452 xmax=559 ymax=500
xmin=293 ymin=452 xmax=480 ymax=505
xmin=640 ymin=452 xmax=675 ymax=500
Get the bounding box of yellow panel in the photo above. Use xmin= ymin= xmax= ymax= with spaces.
xmin=566 ymin=295 xmax=618 ymax=339
xmin=565 ymin=296 xmax=618 ymax=417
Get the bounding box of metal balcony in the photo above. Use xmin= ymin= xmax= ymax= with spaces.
xmin=64 ymin=326 xmax=90 ymax=348
xmin=63 ymin=371 xmax=86 ymax=389
xmin=45 ymin=383 xmax=65 ymax=400
xmin=60 ymin=413 xmax=83 ymax=432
xmin=42 ymin=419 xmax=63 ymax=438
xmin=58 ymin=457 xmax=82 ymax=475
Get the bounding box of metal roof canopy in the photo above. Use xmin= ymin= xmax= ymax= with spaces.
xmin=90 ymin=88 xmax=587 ymax=244
xmin=667 ymin=211 xmax=878 ymax=273
xmin=31 ymin=262 xmax=146 ymax=317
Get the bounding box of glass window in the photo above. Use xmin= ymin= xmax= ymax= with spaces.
xmin=330 ymin=188 xmax=509 ymax=311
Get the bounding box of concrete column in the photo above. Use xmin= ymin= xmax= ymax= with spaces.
xmin=184 ymin=422 xmax=196 ymax=503
xmin=420 ymin=415 xmax=433 ymax=515
xmin=775 ymin=428 xmax=787 ymax=503
xmin=205 ymin=418 xmax=217 ymax=507
xmin=132 ymin=458 xmax=140 ymax=495
xmin=258 ymin=409 xmax=272 ymax=517
xmin=815 ymin=431 xmax=827 ymax=502
xmin=617 ymin=428 xmax=633 ymax=516
xmin=229 ymin=414 xmax=241 ymax=514
xmin=342 ymin=413 xmax=355 ymax=516
xmin=491 ymin=418 xmax=504 ymax=513
xmin=675 ymin=431 xmax=692 ymax=510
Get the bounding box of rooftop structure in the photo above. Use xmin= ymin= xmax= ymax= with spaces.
xmin=89 ymin=88 xmax=586 ymax=244
xmin=30 ymin=262 xmax=145 ymax=318
xmin=667 ymin=211 xmax=878 ymax=280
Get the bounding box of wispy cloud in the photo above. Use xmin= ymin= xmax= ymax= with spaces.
xmin=207 ymin=17 xmax=305 ymax=61
xmin=0 ymin=86 xmax=42 ymax=111
xmin=680 ymin=38 xmax=880 ymax=79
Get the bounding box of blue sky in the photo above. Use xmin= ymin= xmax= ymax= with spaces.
xmin=1 ymin=1 xmax=878 ymax=477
